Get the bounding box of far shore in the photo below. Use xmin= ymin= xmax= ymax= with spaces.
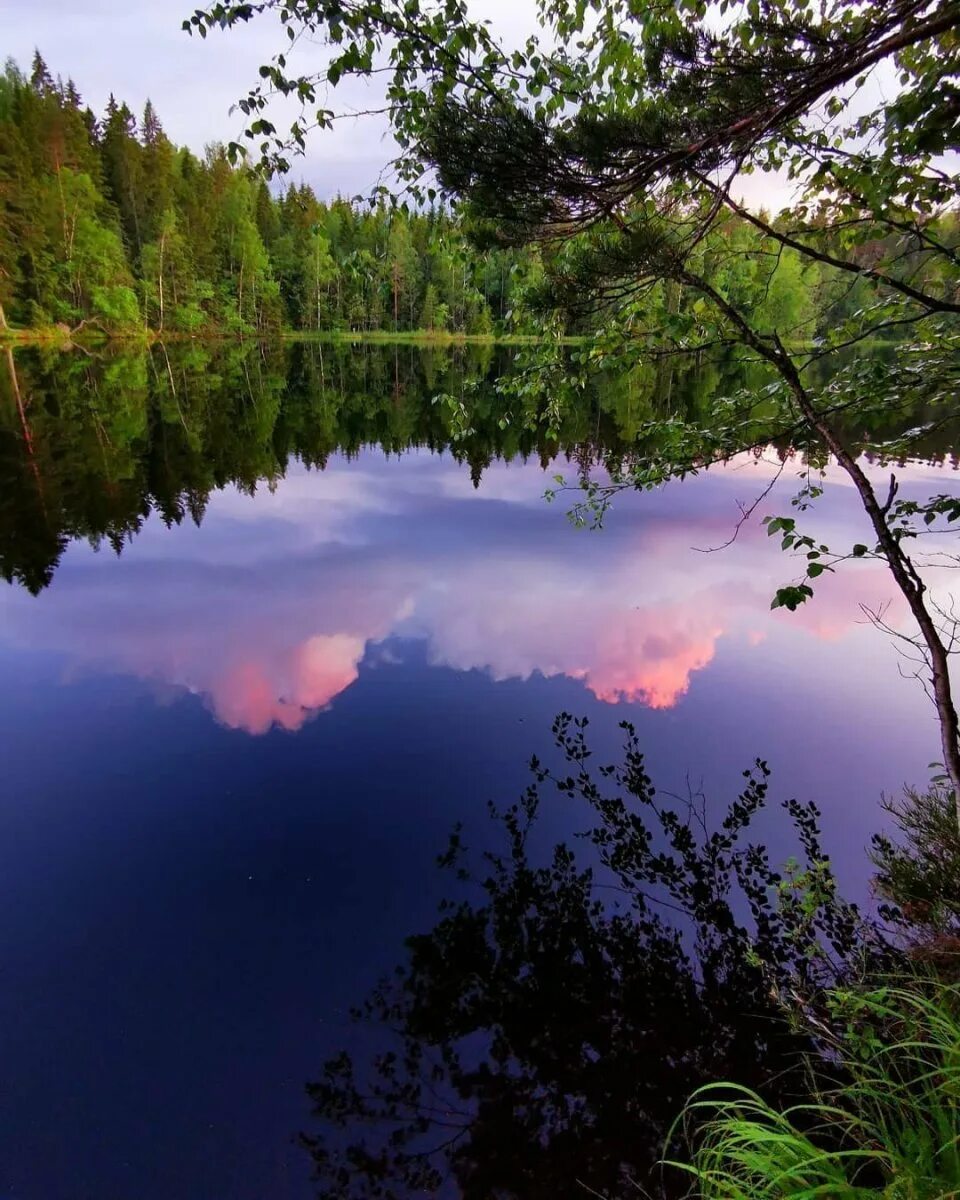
xmin=0 ymin=326 xmax=582 ymax=350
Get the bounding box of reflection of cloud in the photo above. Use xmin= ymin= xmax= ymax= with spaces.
xmin=775 ymin=567 xmax=908 ymax=643
xmin=205 ymin=635 xmax=365 ymax=734
xmin=419 ymin=578 xmax=732 ymax=711
xmin=586 ymin=610 xmax=724 ymax=708
xmin=0 ymin=452 xmax=947 ymax=733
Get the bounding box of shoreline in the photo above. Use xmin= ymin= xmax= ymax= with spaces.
xmin=0 ymin=326 xmax=581 ymax=350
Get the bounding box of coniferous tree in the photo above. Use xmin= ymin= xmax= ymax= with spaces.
xmin=0 ymin=51 xmax=883 ymax=340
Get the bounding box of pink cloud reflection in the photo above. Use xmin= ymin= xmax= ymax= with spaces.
xmin=201 ymin=634 xmax=366 ymax=735
xmin=0 ymin=454 xmax=937 ymax=734
xmin=584 ymin=613 xmax=724 ymax=708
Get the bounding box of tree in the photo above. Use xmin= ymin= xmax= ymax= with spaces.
xmin=188 ymin=0 xmax=960 ymax=810
xmin=212 ymin=162 xmax=277 ymax=331
xmin=386 ymin=213 xmax=419 ymax=330
xmin=419 ymin=281 xmax=438 ymax=330
xmin=29 ymin=51 xmax=53 ymax=97
xmin=300 ymin=716 xmax=893 ymax=1199
xmin=141 ymin=207 xmax=203 ymax=332
xmin=302 ymin=225 xmax=336 ymax=330
xmin=140 ymin=98 xmax=162 ymax=148
xmin=100 ymin=95 xmax=143 ymax=256
xmin=139 ymin=99 xmax=176 ymax=247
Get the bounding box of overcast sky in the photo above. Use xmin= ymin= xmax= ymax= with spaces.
xmin=5 ymin=0 xmax=544 ymax=199
xmin=4 ymin=0 xmax=820 ymax=207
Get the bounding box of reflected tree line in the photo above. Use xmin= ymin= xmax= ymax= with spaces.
xmin=2 ymin=341 xmax=958 ymax=595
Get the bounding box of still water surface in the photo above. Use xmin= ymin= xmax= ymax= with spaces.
xmin=0 ymin=342 xmax=955 ymax=1197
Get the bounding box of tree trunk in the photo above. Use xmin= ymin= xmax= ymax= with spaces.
xmin=780 ymin=355 xmax=960 ymax=817
xmin=6 ymin=347 xmax=46 ymax=511
xmin=683 ymin=268 xmax=960 ymax=815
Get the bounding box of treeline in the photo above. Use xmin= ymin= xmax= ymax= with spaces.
xmin=3 ymin=340 xmax=956 ymax=594
xmin=539 ymin=202 xmax=960 ymax=350
xmin=1 ymin=55 xmax=957 ymax=342
xmin=0 ymin=54 xmax=541 ymax=336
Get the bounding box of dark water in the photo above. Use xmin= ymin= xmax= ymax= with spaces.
xmin=0 ymin=341 xmax=956 ymax=1198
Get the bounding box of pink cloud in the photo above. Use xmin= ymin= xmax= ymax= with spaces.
xmin=2 ymin=455 xmax=941 ymax=733
xmin=773 ymin=568 xmax=908 ymax=642
xmin=204 ymin=634 xmax=365 ymax=734
xmin=585 ymin=615 xmax=724 ymax=708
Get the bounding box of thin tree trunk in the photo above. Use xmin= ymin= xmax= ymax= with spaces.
xmin=54 ymin=156 xmax=80 ymax=311
xmin=683 ymin=267 xmax=960 ymax=813
xmin=778 ymin=353 xmax=960 ymax=816
xmin=6 ymin=346 xmax=46 ymax=512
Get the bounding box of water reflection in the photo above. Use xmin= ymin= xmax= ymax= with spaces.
xmin=301 ymin=716 xmax=895 ymax=1200
xmin=0 ymin=341 xmax=955 ymax=1200
xmin=3 ymin=340 xmax=957 ymax=592
xmin=0 ymin=450 xmax=925 ymax=733
xmin=1 ymin=342 xmax=956 ymax=734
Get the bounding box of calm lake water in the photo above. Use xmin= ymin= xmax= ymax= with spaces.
xmin=0 ymin=341 xmax=956 ymax=1198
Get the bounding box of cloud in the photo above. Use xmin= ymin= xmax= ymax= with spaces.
xmin=0 ymin=453 xmax=942 ymax=734
xmin=586 ymin=609 xmax=725 ymax=708
xmin=205 ymin=634 xmax=366 ymax=734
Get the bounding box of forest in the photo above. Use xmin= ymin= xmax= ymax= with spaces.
xmin=0 ymin=53 xmax=540 ymax=337
xmin=1 ymin=51 xmax=956 ymax=342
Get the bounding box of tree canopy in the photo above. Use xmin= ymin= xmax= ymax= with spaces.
xmin=0 ymin=56 xmax=539 ymax=336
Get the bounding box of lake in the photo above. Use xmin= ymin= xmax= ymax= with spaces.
xmin=0 ymin=340 xmax=955 ymax=1198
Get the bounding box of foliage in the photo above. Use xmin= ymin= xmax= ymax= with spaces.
xmin=0 ymin=56 xmax=536 ymax=335
xmin=298 ymin=715 xmax=893 ymax=1199
xmin=675 ymin=979 xmax=960 ymax=1200
xmin=871 ymin=786 xmax=960 ymax=941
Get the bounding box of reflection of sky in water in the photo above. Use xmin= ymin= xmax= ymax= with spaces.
xmin=1 ymin=448 xmax=953 ymax=733
xmin=0 ymin=448 xmax=955 ymax=1200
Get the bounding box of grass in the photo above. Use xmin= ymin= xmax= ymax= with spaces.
xmin=0 ymin=324 xmax=82 ymax=347
xmin=671 ymin=980 xmax=960 ymax=1200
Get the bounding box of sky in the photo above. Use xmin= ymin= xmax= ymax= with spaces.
xmin=4 ymin=0 xmax=801 ymax=207
xmin=4 ymin=0 xmax=540 ymax=199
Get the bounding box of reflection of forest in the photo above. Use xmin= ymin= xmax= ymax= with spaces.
xmin=2 ymin=341 xmax=958 ymax=593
